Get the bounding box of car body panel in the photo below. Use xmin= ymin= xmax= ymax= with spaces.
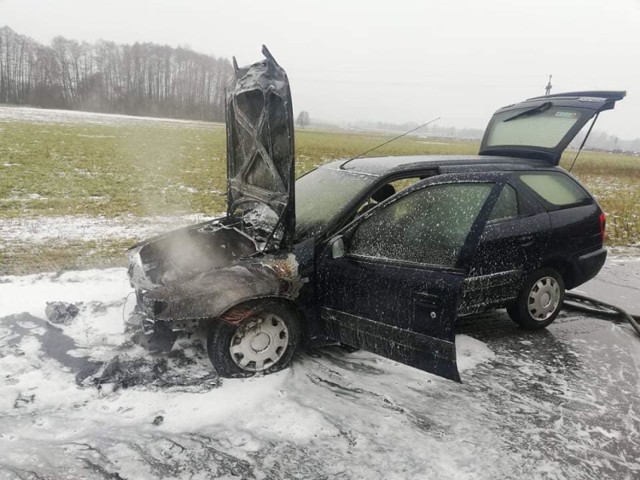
xmin=461 ymin=179 xmax=551 ymax=315
xmin=142 ymin=253 xmax=302 ymax=322
xmin=226 ymin=46 xmax=296 ymax=249
xmin=545 ymin=203 xmax=606 ymax=289
xmin=479 ymin=91 xmax=626 ymax=164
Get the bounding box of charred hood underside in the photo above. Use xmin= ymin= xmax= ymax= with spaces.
xmin=226 ymin=45 xmax=296 ymax=250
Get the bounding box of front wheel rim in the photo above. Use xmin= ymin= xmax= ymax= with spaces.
xmin=527 ymin=276 xmax=561 ymax=321
xmin=229 ymin=313 xmax=289 ymax=372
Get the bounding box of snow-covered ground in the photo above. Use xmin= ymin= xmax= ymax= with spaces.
xmin=0 ymin=105 xmax=221 ymax=129
xmin=0 ymin=214 xmax=215 ymax=247
xmin=1 ymin=259 xmax=639 ymax=479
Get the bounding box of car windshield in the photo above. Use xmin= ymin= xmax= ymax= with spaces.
xmin=295 ymin=167 xmax=375 ymax=238
xmin=485 ymin=106 xmax=586 ymax=148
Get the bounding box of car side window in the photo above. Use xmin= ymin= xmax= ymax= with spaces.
xmin=355 ymin=177 xmax=425 ymax=216
xmin=519 ymin=172 xmax=590 ymax=209
xmin=349 ymin=183 xmax=493 ymax=267
xmin=488 ymin=184 xmax=518 ymax=222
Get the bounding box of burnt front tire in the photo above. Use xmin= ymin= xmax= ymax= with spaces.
xmin=507 ymin=268 xmax=565 ymax=330
xmin=207 ymin=300 xmax=301 ymax=378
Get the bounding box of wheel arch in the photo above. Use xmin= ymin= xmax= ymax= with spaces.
xmin=539 ymin=257 xmax=578 ymax=290
xmin=210 ymin=295 xmax=307 ymax=337
xmin=206 ymin=294 xmax=304 ymax=377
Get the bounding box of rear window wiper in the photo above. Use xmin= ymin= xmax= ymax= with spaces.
xmin=503 ymin=101 xmax=552 ymax=122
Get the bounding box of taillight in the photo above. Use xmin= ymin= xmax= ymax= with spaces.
xmin=599 ymin=212 xmax=607 ymax=242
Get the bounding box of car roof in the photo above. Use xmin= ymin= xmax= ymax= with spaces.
xmin=321 ymin=154 xmax=557 ymax=177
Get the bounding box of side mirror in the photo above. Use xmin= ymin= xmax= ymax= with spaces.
xmin=330 ymin=236 xmax=345 ymax=259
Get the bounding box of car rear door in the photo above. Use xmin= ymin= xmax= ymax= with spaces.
xmin=316 ymin=175 xmax=503 ymax=382
xmin=462 ymin=179 xmax=551 ymax=314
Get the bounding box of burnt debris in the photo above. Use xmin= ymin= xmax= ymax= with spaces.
xmin=45 ymin=301 xmax=80 ymax=324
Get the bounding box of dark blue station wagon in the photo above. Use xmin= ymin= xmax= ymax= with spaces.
xmin=127 ymin=48 xmax=624 ymax=382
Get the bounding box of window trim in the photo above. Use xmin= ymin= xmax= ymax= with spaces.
xmin=346 ymin=252 xmax=467 ymax=274
xmin=486 ymin=184 xmax=520 ymax=225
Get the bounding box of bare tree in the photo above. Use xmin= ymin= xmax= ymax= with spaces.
xmin=0 ymin=26 xmax=234 ymax=121
xmin=296 ymin=111 xmax=310 ymax=128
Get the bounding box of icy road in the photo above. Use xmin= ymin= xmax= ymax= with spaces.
xmin=0 ymin=255 xmax=639 ymax=479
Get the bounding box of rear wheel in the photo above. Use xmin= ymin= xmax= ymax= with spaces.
xmin=507 ymin=268 xmax=565 ymax=330
xmin=207 ymin=300 xmax=301 ymax=377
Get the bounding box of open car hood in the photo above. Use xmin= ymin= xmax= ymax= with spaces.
xmin=479 ymin=91 xmax=626 ymax=164
xmin=226 ymin=46 xmax=296 ymax=249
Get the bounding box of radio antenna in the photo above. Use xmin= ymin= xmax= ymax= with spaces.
xmin=340 ymin=117 xmax=440 ymax=169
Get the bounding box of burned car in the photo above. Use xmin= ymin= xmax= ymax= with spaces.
xmin=127 ymin=46 xmax=625 ymax=382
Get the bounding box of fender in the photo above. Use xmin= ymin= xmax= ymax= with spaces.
xmin=145 ymin=253 xmax=302 ymax=322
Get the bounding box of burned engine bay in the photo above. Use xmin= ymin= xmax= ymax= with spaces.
xmin=128 ymin=211 xmax=300 ymax=321
xmin=129 ymin=206 xmax=284 ymax=289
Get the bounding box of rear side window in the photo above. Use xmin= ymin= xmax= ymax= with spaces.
xmin=519 ymin=172 xmax=590 ymax=208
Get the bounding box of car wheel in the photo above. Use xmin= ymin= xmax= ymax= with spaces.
xmin=507 ymin=268 xmax=565 ymax=330
xmin=207 ymin=300 xmax=301 ymax=377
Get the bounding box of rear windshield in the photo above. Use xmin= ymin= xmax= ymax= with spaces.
xmin=485 ymin=106 xmax=585 ymax=149
xmin=519 ymin=172 xmax=591 ymax=207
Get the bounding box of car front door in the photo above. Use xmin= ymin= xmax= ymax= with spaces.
xmin=316 ymin=177 xmax=502 ymax=382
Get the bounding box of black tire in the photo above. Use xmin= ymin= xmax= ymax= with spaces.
xmin=507 ymin=268 xmax=565 ymax=330
xmin=207 ymin=300 xmax=301 ymax=378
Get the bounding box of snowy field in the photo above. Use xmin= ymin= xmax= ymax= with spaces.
xmin=1 ymin=259 xmax=639 ymax=479
xmin=0 ymin=105 xmax=221 ymax=129
xmin=0 ymin=214 xmax=214 ymax=247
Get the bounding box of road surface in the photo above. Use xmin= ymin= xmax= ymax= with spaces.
xmin=0 ymin=254 xmax=639 ymax=479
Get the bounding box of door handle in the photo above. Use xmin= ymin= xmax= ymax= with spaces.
xmin=414 ymin=292 xmax=441 ymax=307
xmin=519 ymin=235 xmax=534 ymax=247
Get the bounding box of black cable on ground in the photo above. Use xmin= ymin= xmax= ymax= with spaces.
xmin=564 ymin=292 xmax=640 ymax=337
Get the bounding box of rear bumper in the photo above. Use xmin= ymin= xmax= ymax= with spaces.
xmin=572 ymin=247 xmax=607 ymax=288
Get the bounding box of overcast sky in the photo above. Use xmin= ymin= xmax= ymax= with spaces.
xmin=1 ymin=0 xmax=639 ymax=139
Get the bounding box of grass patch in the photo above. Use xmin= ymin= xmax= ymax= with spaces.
xmin=1 ymin=117 xmax=638 ymax=274
xmin=0 ymin=123 xmax=476 ymax=219
xmin=0 ymin=122 xmax=228 ymax=218
xmin=558 ymin=150 xmax=640 ymax=246
xmin=0 ymin=238 xmax=132 ymax=276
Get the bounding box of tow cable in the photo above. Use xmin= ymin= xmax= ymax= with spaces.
xmin=564 ymin=292 xmax=640 ymax=337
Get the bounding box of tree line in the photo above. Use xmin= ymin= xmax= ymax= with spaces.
xmin=0 ymin=26 xmax=234 ymax=121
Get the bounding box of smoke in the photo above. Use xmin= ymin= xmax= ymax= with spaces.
xmin=117 ymin=122 xmax=192 ymax=217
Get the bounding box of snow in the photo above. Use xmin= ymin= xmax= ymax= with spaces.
xmin=0 ymin=213 xmax=215 ymax=246
xmin=0 ymin=268 xmax=131 ymax=319
xmin=0 ymin=262 xmax=639 ymax=478
xmin=0 ymin=268 xmax=498 ymax=478
xmin=0 ymin=105 xmax=222 ymax=129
